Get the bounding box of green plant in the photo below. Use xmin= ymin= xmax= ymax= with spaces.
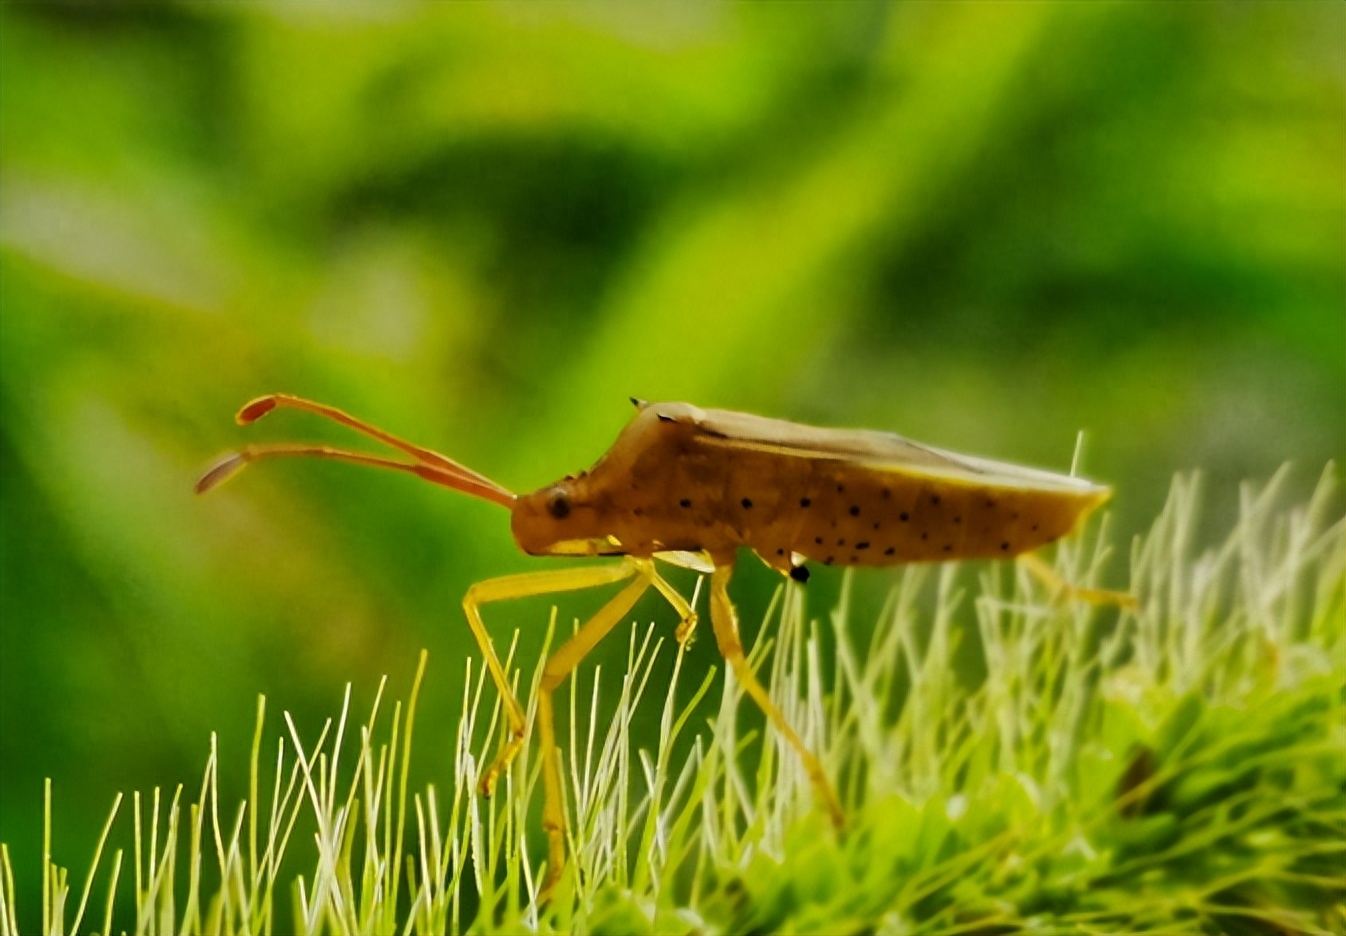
xmin=4 ymin=466 xmax=1343 ymax=935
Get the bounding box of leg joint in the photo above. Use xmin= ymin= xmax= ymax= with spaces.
xmin=540 ymin=666 xmax=565 ymax=694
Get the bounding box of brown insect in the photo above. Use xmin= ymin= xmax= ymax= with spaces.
xmin=198 ymin=393 xmax=1122 ymax=896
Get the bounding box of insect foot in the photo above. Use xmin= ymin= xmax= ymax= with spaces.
xmin=675 ymin=611 xmax=699 ymax=646
xmin=478 ymin=727 xmax=526 ymax=798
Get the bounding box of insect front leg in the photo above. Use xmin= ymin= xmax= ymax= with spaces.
xmin=707 ymin=564 xmax=845 ymax=829
xmin=461 ymin=558 xmax=645 ymax=798
xmin=534 ymin=561 xmax=657 ymax=899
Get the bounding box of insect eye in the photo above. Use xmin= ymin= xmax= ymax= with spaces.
xmin=547 ymin=492 xmax=571 ymax=520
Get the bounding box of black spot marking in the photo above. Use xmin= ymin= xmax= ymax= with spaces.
xmin=884 ymin=547 xmax=895 ymax=556
xmin=882 ymin=488 xmax=891 ymax=499
xmin=837 ymin=538 xmax=846 ymax=546
xmin=986 ymin=499 xmax=996 ymax=508
xmin=921 ymin=532 xmax=929 ymax=541
xmin=548 ymin=494 xmax=571 ymax=519
xmin=849 ymin=505 xmax=861 ymax=517
xmin=741 ymin=497 xmax=753 ymax=509
xmin=815 ymin=536 xmax=824 ymax=544
xmin=837 ymin=484 xmax=845 ymax=492
xmin=943 ymin=544 xmax=952 ymax=552
xmin=931 ymin=495 xmax=941 ymax=506
xmin=680 ymin=498 xmax=692 ymax=508
xmin=900 ymin=512 xmax=910 ymax=522
xmin=1031 ymin=523 xmax=1039 ymax=531
xmin=1001 ymin=542 xmax=1010 ymax=551
xmin=776 ymin=548 xmax=785 ymax=556
xmin=953 ymin=516 xmax=962 ymax=524
xmin=633 ymin=507 xmax=643 ymax=517
xmin=824 ymin=556 xmax=835 ymax=565
xmin=855 ymin=542 xmax=870 ymax=550
xmin=872 ymin=522 xmax=880 ymax=530
xmin=789 ymin=566 xmax=810 ymax=583
xmin=849 ymin=555 xmax=858 ymax=563
xmin=800 ymin=497 xmax=812 ymax=508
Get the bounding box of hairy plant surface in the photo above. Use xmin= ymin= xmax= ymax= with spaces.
xmin=4 ymin=468 xmax=1343 ymax=935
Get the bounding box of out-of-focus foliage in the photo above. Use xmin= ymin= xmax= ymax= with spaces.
xmin=1 ymin=3 xmax=1341 ymax=931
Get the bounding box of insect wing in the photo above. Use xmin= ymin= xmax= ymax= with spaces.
xmin=661 ymin=404 xmax=1105 ymax=495
xmin=654 ymin=550 xmax=716 ymax=574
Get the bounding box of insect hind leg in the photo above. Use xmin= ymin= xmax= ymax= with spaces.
xmin=1017 ymin=552 xmax=1138 ymax=610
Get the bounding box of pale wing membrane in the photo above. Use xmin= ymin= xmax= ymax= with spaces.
xmin=684 ymin=406 xmax=1105 ymax=495
xmin=655 ymin=550 xmax=716 ymax=574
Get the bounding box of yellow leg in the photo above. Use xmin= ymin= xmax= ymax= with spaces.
xmin=651 ymin=551 xmax=711 ymax=644
xmin=536 ymin=565 xmax=656 ymax=899
xmin=1018 ymin=552 xmax=1138 ymax=610
xmin=707 ymin=564 xmax=844 ymax=829
xmin=462 ymin=558 xmax=643 ymax=797
xmin=650 ymin=568 xmax=699 ymax=645
xmin=461 ymin=557 xmax=700 ymax=899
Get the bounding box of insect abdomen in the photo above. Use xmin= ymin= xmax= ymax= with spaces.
xmin=742 ymin=459 xmax=1108 ymax=570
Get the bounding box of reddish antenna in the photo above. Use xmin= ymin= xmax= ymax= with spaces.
xmin=195 ymin=393 xmax=515 ymax=509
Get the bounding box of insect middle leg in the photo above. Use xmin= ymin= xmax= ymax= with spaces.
xmin=650 ymin=568 xmax=698 ymax=645
xmin=707 ymin=564 xmax=844 ymax=829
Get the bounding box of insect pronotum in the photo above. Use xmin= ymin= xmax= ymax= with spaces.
xmin=198 ymin=393 xmax=1124 ymax=896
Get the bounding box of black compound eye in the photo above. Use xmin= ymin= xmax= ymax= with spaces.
xmin=548 ymin=492 xmax=571 ymax=520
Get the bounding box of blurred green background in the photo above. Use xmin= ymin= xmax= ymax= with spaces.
xmin=1 ymin=1 xmax=1342 ymax=926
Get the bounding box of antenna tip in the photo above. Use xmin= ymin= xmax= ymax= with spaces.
xmin=236 ymin=396 xmax=278 ymax=425
xmin=195 ymin=453 xmax=248 ymax=495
